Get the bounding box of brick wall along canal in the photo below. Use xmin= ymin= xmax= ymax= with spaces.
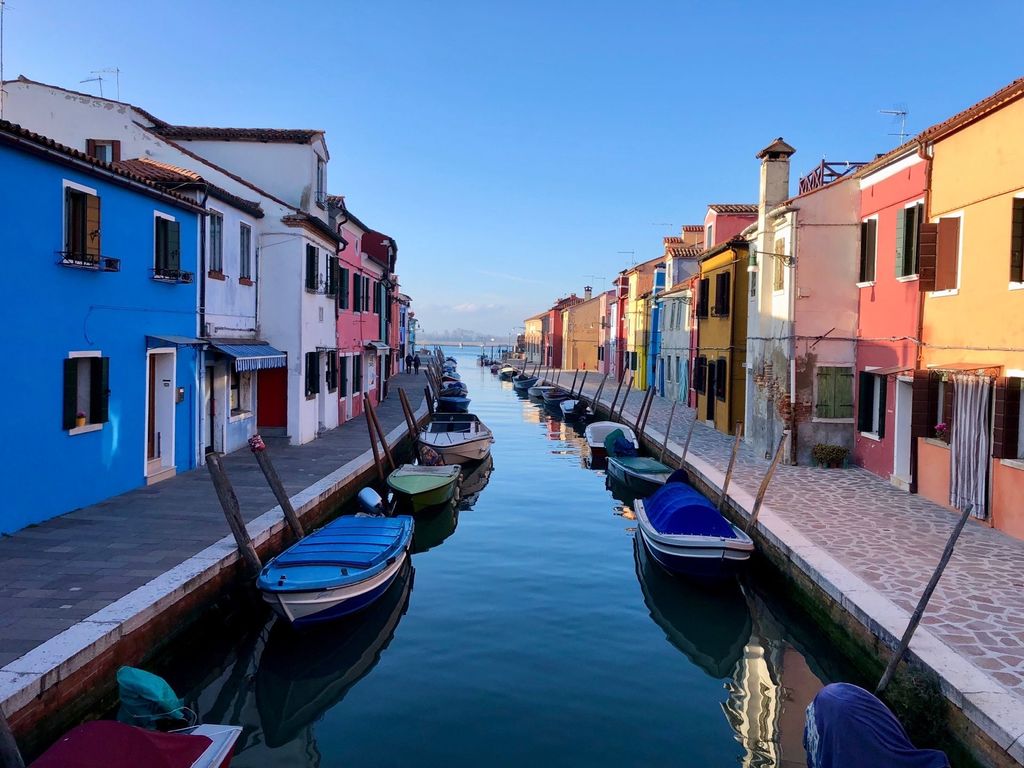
xmin=155 ymin=349 xmax=872 ymax=767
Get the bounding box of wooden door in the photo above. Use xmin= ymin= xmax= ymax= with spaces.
xmin=147 ymin=362 xmax=158 ymax=459
xmin=257 ymin=367 xmax=288 ymax=428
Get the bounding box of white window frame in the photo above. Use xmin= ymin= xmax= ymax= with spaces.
xmin=239 ymin=222 xmax=253 ymax=281
xmin=895 ymin=198 xmax=926 ymax=282
xmin=208 ymin=209 xmax=225 ymax=274
xmin=928 ymin=209 xmax=964 ymax=298
xmin=705 ymin=224 xmax=713 ymax=250
xmin=856 ymin=215 xmax=879 ymax=288
xmin=67 ymin=350 xmax=104 ymax=435
xmin=859 ymin=366 xmax=883 ymax=440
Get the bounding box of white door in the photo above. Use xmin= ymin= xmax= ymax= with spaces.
xmin=893 ymin=378 xmax=913 ymax=484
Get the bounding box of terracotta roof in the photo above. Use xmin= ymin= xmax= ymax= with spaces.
xmin=113 ymin=158 xmax=264 ymax=218
xmin=918 ymin=76 xmax=1024 ymax=144
xmin=708 ymin=203 xmax=758 ymax=214
xmin=0 ymin=119 xmax=201 ymax=212
xmin=6 ymin=75 xmax=169 ymax=129
xmin=331 ymin=196 xmax=374 ymax=235
xmin=681 ymin=224 xmax=704 ymax=232
xmin=153 ymin=125 xmax=323 ymax=143
xmin=699 ymin=238 xmax=749 ymax=263
xmin=282 ymin=212 xmax=340 ymax=244
xmin=665 ymin=245 xmax=704 ymax=259
xmin=362 ymin=229 xmax=397 ymax=269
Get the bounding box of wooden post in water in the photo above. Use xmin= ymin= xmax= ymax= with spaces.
xmin=555 ymin=368 xmax=562 ymax=387
xmin=616 ymin=371 xmax=633 ymax=421
xmin=576 ymin=370 xmax=588 ymax=399
xmin=680 ymin=413 xmax=698 ymax=465
xmin=717 ymin=423 xmax=744 ymax=513
xmin=364 ymin=406 xmax=385 ymax=480
xmin=659 ymin=399 xmax=678 ymax=464
xmin=205 ymin=452 xmax=262 ymax=575
xmin=876 ymin=504 xmax=974 ymax=696
xmin=609 ymin=371 xmax=625 ymax=416
xmin=633 ymin=387 xmax=650 ymax=433
xmin=569 ymin=369 xmax=580 ymax=395
xmin=424 ymin=387 xmax=435 ymax=416
xmin=366 ymin=398 xmax=395 ymax=471
xmin=0 ymin=708 xmax=24 ymax=768
xmin=592 ymin=374 xmax=608 ymax=410
xmin=745 ymin=431 xmax=789 ymax=534
xmin=398 ymin=388 xmax=419 ymax=437
xmin=248 ymin=435 xmax=303 ymax=540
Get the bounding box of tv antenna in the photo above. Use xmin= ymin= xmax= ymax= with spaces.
xmin=81 ymin=67 xmax=121 ymax=100
xmin=879 ymin=107 xmax=909 ymax=144
xmin=617 ymin=250 xmax=636 ymax=266
xmin=583 ymin=274 xmax=607 ymax=292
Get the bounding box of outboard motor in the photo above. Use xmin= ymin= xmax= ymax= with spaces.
xmin=357 ymin=487 xmax=385 ymax=516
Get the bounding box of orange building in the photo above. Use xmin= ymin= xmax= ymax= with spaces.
xmin=913 ymin=77 xmax=1024 ymax=539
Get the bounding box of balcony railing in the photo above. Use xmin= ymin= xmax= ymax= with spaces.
xmin=152 ymin=267 xmax=194 ymax=284
xmin=797 ymin=160 xmax=867 ymax=195
xmin=56 ymin=251 xmax=121 ymax=272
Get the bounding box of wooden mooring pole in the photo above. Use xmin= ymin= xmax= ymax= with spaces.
xmin=248 ymin=435 xmax=303 ymax=540
xmin=717 ymin=422 xmax=744 ymax=513
xmin=205 ymin=452 xmax=262 ymax=575
xmin=576 ymin=370 xmax=588 ymax=398
xmin=616 ymin=372 xmax=633 ymax=421
xmin=366 ymin=398 xmax=395 ymax=471
xmin=659 ymin=399 xmax=678 ymax=464
xmin=680 ymin=413 xmax=698 ymax=464
xmin=424 ymin=387 xmax=435 ymax=416
xmin=364 ymin=406 xmax=385 ymax=480
xmin=876 ymin=504 xmax=974 ymax=696
xmin=609 ymin=371 xmax=625 ymax=416
xmin=569 ymin=369 xmax=580 ymax=395
xmin=633 ymin=387 xmax=651 ymax=433
xmin=592 ymin=374 xmax=608 ymax=410
xmin=398 ymin=388 xmax=419 ymax=437
xmin=745 ymin=431 xmax=789 ymax=534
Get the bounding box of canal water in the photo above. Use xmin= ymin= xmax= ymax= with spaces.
xmin=166 ymin=348 xmax=866 ymax=767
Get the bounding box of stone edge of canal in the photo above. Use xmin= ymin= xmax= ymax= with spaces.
xmin=0 ymin=399 xmax=430 ymax=760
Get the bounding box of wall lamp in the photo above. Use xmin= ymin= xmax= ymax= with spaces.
xmin=747 ymin=249 xmax=795 ymax=273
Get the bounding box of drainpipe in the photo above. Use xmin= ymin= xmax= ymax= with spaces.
xmin=911 ymin=139 xmax=932 ymax=495
xmin=789 ymin=215 xmax=799 ymax=464
xmin=198 ymin=188 xmax=210 ymax=338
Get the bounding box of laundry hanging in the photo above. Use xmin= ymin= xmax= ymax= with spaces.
xmin=949 ymin=373 xmax=991 ymax=519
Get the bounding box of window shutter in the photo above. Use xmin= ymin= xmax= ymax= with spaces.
xmin=836 ymin=367 xmax=855 ymax=419
xmin=364 ymin=277 xmax=371 ymax=311
xmin=935 ymin=218 xmax=960 ymax=291
xmin=857 ymin=371 xmax=873 ymax=432
xmin=942 ymin=377 xmax=954 ymax=441
xmin=773 ymin=237 xmax=785 ymax=291
xmin=86 ymin=193 xmax=101 ymax=260
xmin=876 ymin=375 xmax=887 ymax=439
xmin=90 ymin=357 xmax=110 ymax=423
xmin=1011 ymin=199 xmax=1024 ymax=283
xmin=816 ymin=367 xmax=835 ymax=418
xmin=894 ymin=208 xmax=907 ymax=277
xmin=716 ymin=358 xmax=727 ymax=400
xmin=339 ymin=356 xmax=348 ymax=396
xmin=918 ymin=222 xmax=938 ymax=291
xmin=111 ymin=140 xmax=122 ymax=163
xmin=908 ymin=204 xmax=921 ymax=275
xmin=911 ymin=370 xmax=938 ymax=439
xmin=166 ymin=220 xmax=180 ymax=271
xmin=63 ymin=359 xmax=78 ymax=430
xmin=992 ymin=377 xmax=1021 ymax=459
xmin=86 ymin=139 xmax=97 ymax=158
xmin=340 ymin=268 xmax=350 ymax=309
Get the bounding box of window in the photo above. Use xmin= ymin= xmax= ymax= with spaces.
xmin=325 ymin=256 xmax=337 ymax=296
xmin=63 ymin=354 xmax=109 ymax=431
xmin=353 ymin=272 xmax=362 ymax=311
xmin=316 ymin=157 xmax=326 ymax=206
xmin=305 ymin=351 xmax=320 ymax=397
xmin=373 ymin=280 xmax=381 ymax=314
xmin=208 ymin=212 xmax=224 ymax=273
xmin=239 ymin=223 xmax=252 ymax=281
xmin=857 ymin=372 xmax=886 ymax=437
xmin=339 ymin=355 xmax=349 ymax=397
xmin=363 ymin=276 xmax=371 ymax=311
xmin=815 ymin=366 xmax=854 ymax=419
xmin=896 ymin=202 xmax=924 ymax=278
xmin=696 ymin=278 xmax=710 ymax=318
xmin=64 ymin=186 xmax=101 ymax=263
xmin=773 ymin=237 xmax=786 ymax=292
xmin=715 ymin=358 xmax=727 ymax=401
xmin=339 ymin=267 xmax=350 ymax=309
xmin=694 ymin=356 xmax=707 ymax=392
xmin=85 ymin=139 xmax=120 ymax=163
xmin=666 ymin=356 xmax=672 ymax=382
xmin=230 ymin=370 xmax=241 ymax=412
xmin=305 ymin=245 xmax=319 ymax=292
xmin=1010 ymin=199 xmax=1023 ymax=283
xmin=859 ymin=219 xmax=877 ymax=283
xmin=155 ymin=215 xmax=181 ymax=276
xmin=993 ymin=377 xmax=1022 ymax=459
xmin=934 ymin=217 xmax=961 ymax=291
xmin=326 ymin=353 xmax=338 ymax=392
xmin=705 ymin=224 xmax=713 ymax=249
xmin=354 ymin=354 xmax=363 ymax=393
xmin=713 ymin=271 xmax=731 ymax=317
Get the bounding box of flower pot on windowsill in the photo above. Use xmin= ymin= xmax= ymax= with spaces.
xmin=75 ymin=415 xmax=87 ymax=428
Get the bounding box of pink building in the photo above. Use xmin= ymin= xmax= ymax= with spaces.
xmin=703 ymin=204 xmax=758 ymax=250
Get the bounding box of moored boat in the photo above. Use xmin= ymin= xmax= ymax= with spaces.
xmin=418 ymin=413 xmax=494 ymax=464
xmin=527 ymin=384 xmax=554 ymax=398
xmin=634 ymin=479 xmax=753 ymax=578
xmin=439 ymin=382 xmax=468 ymax=397
xmin=438 ymin=394 xmax=471 ymax=413
xmin=512 ymin=375 xmax=539 ymax=391
xmin=584 ymin=420 xmax=638 ymax=460
xmin=604 ymin=428 xmax=673 ymax=496
xmin=498 ymin=365 xmax=518 ymax=380
xmin=541 ymin=387 xmax=571 ymax=405
xmin=257 ymin=515 xmax=414 ymax=626
xmin=387 ymin=464 xmax=461 ymax=514
xmin=559 ymin=398 xmax=588 ymax=419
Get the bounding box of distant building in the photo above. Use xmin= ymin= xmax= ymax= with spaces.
xmin=561 ymin=286 xmax=601 ymax=370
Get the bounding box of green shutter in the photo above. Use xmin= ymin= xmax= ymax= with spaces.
xmin=167 ymin=220 xmax=181 ymax=271
xmin=836 ymin=367 xmax=854 ymax=419
xmin=90 ymin=357 xmax=110 ymax=424
xmin=340 ymin=268 xmax=350 ymax=308
xmin=353 ymin=272 xmax=362 ymax=310
xmin=340 ymin=355 xmax=348 ymax=395
xmin=895 ymin=208 xmax=907 ymax=277
xmin=63 ymin=358 xmax=78 ymax=430
xmin=816 ymin=367 xmax=835 ymax=418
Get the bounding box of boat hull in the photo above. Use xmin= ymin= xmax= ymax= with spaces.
xmin=438 ymin=396 xmax=470 ymax=413
xmin=262 ymin=550 xmax=409 ymax=627
xmin=396 ymin=481 xmax=458 ymax=514
xmin=606 ymin=457 xmax=672 ymax=497
xmin=419 ymin=435 xmax=492 ymax=464
xmin=513 ymin=376 xmax=538 ymax=391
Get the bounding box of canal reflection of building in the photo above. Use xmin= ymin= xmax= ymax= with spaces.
xmin=633 ymin=538 xmax=823 ymax=767
xmin=412 ymin=501 xmax=459 ymax=553
xmin=187 ymin=561 xmax=415 ymax=766
xmin=457 ymin=455 xmax=494 ymax=508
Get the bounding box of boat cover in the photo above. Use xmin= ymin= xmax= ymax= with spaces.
xmin=804 ymin=683 xmax=949 ymax=768
xmin=644 ymin=483 xmax=737 ymax=538
xmin=31 ymin=721 xmax=212 ymax=768
xmin=272 ymin=517 xmax=408 ymax=569
xmin=604 ymin=429 xmax=639 ymax=457
xmin=614 ymin=456 xmax=670 ymax=475
xmin=115 ymin=666 xmax=188 ymax=727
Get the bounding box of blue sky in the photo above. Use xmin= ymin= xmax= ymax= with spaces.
xmin=5 ymin=1 xmax=1023 ymax=337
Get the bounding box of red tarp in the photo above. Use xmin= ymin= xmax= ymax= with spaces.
xmin=32 ymin=721 xmax=212 ymax=768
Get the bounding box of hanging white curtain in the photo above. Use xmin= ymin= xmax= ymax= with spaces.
xmin=949 ymin=373 xmax=991 ymax=519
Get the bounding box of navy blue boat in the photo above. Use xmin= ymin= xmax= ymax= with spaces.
xmin=439 ymin=382 xmax=468 ymax=398
xmin=438 ymin=395 xmax=471 ymax=413
xmin=634 ymin=478 xmax=753 ymax=579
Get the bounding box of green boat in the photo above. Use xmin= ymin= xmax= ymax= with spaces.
xmin=387 ymin=464 xmax=461 ymax=513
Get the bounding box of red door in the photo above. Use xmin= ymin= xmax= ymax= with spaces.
xmin=257 ymin=367 xmax=288 ymax=428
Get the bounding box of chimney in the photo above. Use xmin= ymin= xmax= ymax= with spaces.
xmin=756 ymin=137 xmax=796 ymax=230
xmin=584 ymin=285 xmax=593 ymax=301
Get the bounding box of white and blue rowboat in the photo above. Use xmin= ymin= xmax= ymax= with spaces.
xmin=584 ymin=421 xmax=638 ymax=460
xmin=559 ymin=399 xmax=588 ymax=418
xmin=419 ymin=413 xmax=494 ymax=464
xmin=257 ymin=515 xmax=414 ymax=626
xmin=512 ymin=375 xmax=539 ymax=391
xmin=527 ymin=385 xmax=554 ymax=398
xmin=634 ymin=481 xmax=754 ymax=579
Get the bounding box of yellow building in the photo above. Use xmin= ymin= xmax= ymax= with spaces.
xmin=524 ymin=311 xmax=546 ymax=364
xmin=561 ymin=292 xmax=601 ymax=370
xmin=695 ymin=241 xmax=749 ymax=435
xmin=621 ymin=256 xmax=663 ymax=390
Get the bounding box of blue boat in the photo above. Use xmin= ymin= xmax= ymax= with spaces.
xmin=438 ymin=395 xmax=471 ymax=413
xmin=439 ymin=382 xmax=468 ymax=398
xmin=257 ymin=515 xmax=413 ymax=626
xmin=634 ymin=478 xmax=753 ymax=579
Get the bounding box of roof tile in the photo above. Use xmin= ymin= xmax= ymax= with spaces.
xmin=154 ymin=126 xmax=322 ymax=143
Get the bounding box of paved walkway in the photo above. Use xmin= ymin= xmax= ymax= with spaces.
xmin=0 ymin=375 xmax=426 ymax=668
xmin=569 ymin=376 xmax=1024 ymax=703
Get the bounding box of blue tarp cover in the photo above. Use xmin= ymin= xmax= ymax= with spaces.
xmin=804 ymin=683 xmax=949 ymax=768
xmin=644 ymin=482 xmax=737 ymax=538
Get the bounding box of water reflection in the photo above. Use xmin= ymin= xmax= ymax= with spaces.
xmin=412 ymin=502 xmax=459 ymax=553
xmin=458 ymin=455 xmax=493 ymax=508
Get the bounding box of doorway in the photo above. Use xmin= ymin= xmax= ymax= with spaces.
xmin=257 ymin=367 xmax=288 ymax=433
xmin=705 ymin=363 xmax=717 ymax=422
xmin=205 ymin=365 xmax=216 ymax=454
xmin=892 ymin=377 xmax=913 ymax=487
xmin=146 ymin=350 xmax=176 ymax=483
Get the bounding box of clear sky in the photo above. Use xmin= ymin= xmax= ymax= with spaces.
xmin=5 ymin=1 xmax=1022 ymax=338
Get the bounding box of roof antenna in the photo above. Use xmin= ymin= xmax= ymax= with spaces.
xmin=879 ymin=107 xmax=910 ymax=145
xmin=80 ymin=73 xmax=104 ymax=97
xmin=92 ymin=67 xmax=120 ymax=100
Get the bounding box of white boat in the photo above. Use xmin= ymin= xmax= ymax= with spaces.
xmin=560 ymin=399 xmax=588 ymax=418
xmin=528 ymin=385 xmax=554 ymax=398
xmin=418 ymin=413 xmax=494 ymax=464
xmin=584 ymin=421 xmax=638 ymax=459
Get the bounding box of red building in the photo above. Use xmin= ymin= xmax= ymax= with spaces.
xmin=542 ymin=294 xmax=583 ymax=367
xmin=852 ymin=146 xmax=928 ymax=489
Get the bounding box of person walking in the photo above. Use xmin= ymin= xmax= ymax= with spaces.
xmin=413 ymin=354 xmax=421 ymax=375
xmin=405 ymin=353 xmax=414 ymax=372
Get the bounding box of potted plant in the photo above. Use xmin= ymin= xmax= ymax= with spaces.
xmin=934 ymin=422 xmax=950 ymax=442
xmin=812 ymin=443 xmax=849 ymax=468
xmin=812 ymin=443 xmax=830 ymax=468
xmin=75 ymin=411 xmax=87 ymax=428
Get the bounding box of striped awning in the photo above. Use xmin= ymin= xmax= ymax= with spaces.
xmin=364 ymin=341 xmax=390 ymax=352
xmin=211 ymin=342 xmax=287 ymax=372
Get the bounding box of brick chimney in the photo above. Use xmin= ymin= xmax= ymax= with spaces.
xmin=584 ymin=285 xmax=593 ymax=300
xmin=756 ymin=137 xmax=796 ymax=231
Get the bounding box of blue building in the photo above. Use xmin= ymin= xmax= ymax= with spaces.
xmin=647 ymin=264 xmax=666 ymax=395
xmin=0 ymin=121 xmax=203 ymax=533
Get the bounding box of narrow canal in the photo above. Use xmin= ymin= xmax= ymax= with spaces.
xmin=161 ymin=348 xmax=867 ymax=767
